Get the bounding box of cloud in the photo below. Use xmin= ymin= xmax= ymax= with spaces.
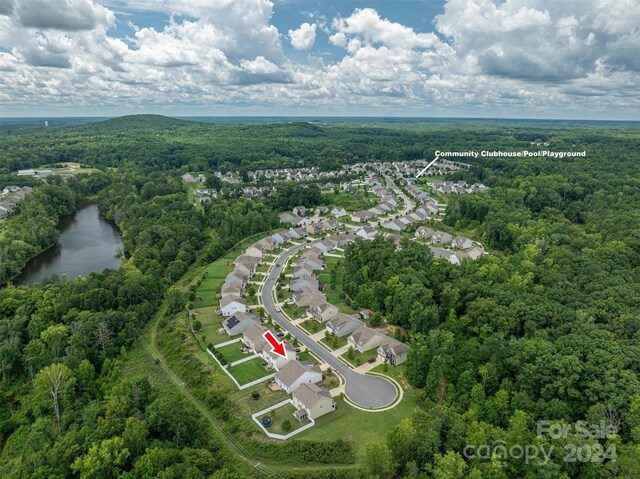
xmin=289 ymin=22 xmax=316 ymax=50
xmin=15 ymin=0 xmax=114 ymax=30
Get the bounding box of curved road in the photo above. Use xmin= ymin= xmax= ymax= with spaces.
xmin=261 ymin=243 xmax=398 ymax=409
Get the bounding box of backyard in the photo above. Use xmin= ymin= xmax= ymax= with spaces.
xmin=216 ymin=342 xmax=252 ymax=363
xmin=317 ymin=256 xmax=357 ymax=314
xmin=227 ymin=357 xmax=272 ymax=385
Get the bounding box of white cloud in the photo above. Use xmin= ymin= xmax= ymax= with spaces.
xmin=288 ymin=22 xmax=316 ymax=50
xmin=0 ymin=0 xmax=637 ymax=118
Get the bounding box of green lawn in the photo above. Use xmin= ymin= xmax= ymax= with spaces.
xmin=227 ymin=357 xmax=271 ymax=385
xmin=194 ymin=231 xmax=277 ymax=308
xmin=216 ymin=342 xmax=251 ymax=363
xmin=322 ymin=188 xmax=375 ymax=212
xmin=297 ymin=350 xmax=317 ymax=364
xmin=301 ymin=319 xmax=322 ymax=334
xmin=299 ymin=394 xmax=418 ymax=460
xmin=229 ymin=382 xmax=289 ymax=417
xmin=261 ymin=403 xmax=309 ymax=435
xmin=319 ymin=334 xmax=348 ymax=351
xmin=341 ymin=348 xmax=378 ymax=367
xmin=283 ymin=302 xmax=306 ymax=319
xmin=317 ymin=256 xmax=358 ymax=314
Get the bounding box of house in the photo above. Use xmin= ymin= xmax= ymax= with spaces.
xmin=225 ymin=271 xmax=248 ymax=287
xmin=242 ymin=325 xmax=267 ymax=352
xmin=223 ymin=312 xmax=260 ymax=336
xmin=181 ymin=173 xmax=198 ymax=183
xmin=256 ymin=237 xmax=277 ymax=251
xmin=382 ymin=219 xmax=407 ymax=231
xmin=415 ymin=226 xmax=435 ymax=239
xmin=356 ymin=226 xmax=377 ymax=240
xmin=290 ymin=277 xmax=319 ymax=293
xmin=220 ymin=296 xmax=247 ymax=317
xmin=314 ymin=239 xmax=336 ymax=254
xmin=377 ymin=339 xmax=410 ymax=366
xmin=293 ymin=206 xmax=307 ymax=217
xmin=220 ymin=283 xmax=243 ymax=298
xmin=293 ymin=289 xmax=326 ymax=308
xmin=315 ymin=206 xmax=329 ymax=215
xmin=296 ymin=256 xmax=324 ymax=271
xmin=261 ymin=342 xmax=297 ymax=370
xmin=234 ymin=263 xmax=253 ymax=278
xmin=292 ymin=384 xmax=336 ymax=421
xmin=274 ymin=360 xmax=323 ymax=394
xmin=452 ymin=236 xmax=474 ymax=250
xmin=288 ymin=228 xmax=308 ymax=240
xmin=309 ymin=301 xmax=339 ymax=323
xmin=351 ymin=211 xmax=374 ymax=223
xmin=430 ymin=247 xmax=460 ymax=265
xmin=456 ymin=246 xmax=485 ymax=261
xmin=279 ymin=212 xmax=296 ymax=224
xmin=432 ymin=231 xmax=453 ymax=245
xmin=245 ymin=244 xmax=266 ymax=258
xmin=322 ymin=219 xmax=340 ymax=231
xmin=306 ymin=223 xmax=324 ymax=235
xmin=292 ymin=265 xmax=315 ymax=280
xmin=272 ymin=232 xmax=288 ymax=244
xmin=331 ymin=207 xmax=347 ymax=218
xmin=234 ymin=255 xmax=261 ymax=269
xmin=326 ymin=314 xmax=363 ymax=337
xmin=348 ymin=326 xmax=387 ymax=353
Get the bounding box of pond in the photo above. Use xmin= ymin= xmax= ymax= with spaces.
xmin=15 ymin=203 xmax=123 ymax=285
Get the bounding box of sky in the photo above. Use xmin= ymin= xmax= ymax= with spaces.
xmin=0 ymin=0 xmax=638 ymax=119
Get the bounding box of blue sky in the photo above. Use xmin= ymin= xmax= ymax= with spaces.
xmin=0 ymin=0 xmax=638 ymax=119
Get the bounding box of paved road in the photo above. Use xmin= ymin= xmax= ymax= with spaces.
xmin=261 ymin=243 xmax=398 ymax=409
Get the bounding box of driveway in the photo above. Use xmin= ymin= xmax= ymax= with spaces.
xmin=261 ymin=243 xmax=398 ymax=409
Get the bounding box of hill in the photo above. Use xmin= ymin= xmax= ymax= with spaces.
xmin=82 ymin=114 xmax=196 ymax=131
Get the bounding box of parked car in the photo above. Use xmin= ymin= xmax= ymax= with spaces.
xmin=367 ymin=357 xmax=377 ymax=364
xmin=294 ymin=348 xmax=301 ymax=353
xmin=275 ymin=307 xmax=281 ymax=312
xmin=276 ymin=332 xmax=285 ymax=338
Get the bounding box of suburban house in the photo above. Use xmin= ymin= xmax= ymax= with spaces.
xmin=261 ymin=342 xmax=297 ymax=370
xmin=272 ymin=231 xmax=288 ymax=244
xmin=223 ymin=312 xmax=260 ymax=336
xmin=296 ymin=256 xmax=324 ymax=271
xmin=288 ymin=227 xmax=308 ymax=240
xmin=430 ymin=247 xmax=460 ymax=265
xmin=456 ymin=246 xmax=485 ymax=261
xmin=351 ymin=211 xmax=374 ymax=223
xmin=234 ymin=263 xmax=253 ymax=278
xmin=382 ymin=219 xmax=407 ymax=231
xmin=234 ymin=255 xmax=261 ymax=268
xmin=326 ymin=314 xmax=363 ymax=337
xmin=356 ymin=226 xmax=377 ymax=240
xmin=221 ymin=283 xmax=243 ymax=298
xmin=432 ymin=231 xmax=453 ymax=245
xmin=256 ymin=236 xmax=277 ymax=251
xmin=293 ymin=206 xmax=307 ymax=217
xmin=348 ymin=326 xmax=387 ymax=353
xmin=306 ymin=223 xmax=324 ymax=235
xmin=331 ymin=207 xmax=347 ymax=218
xmin=181 ymin=173 xmax=198 ymax=183
xmin=225 ymin=271 xmax=249 ymax=287
xmin=220 ymin=296 xmax=247 ymax=317
xmin=274 ymin=360 xmax=323 ymax=394
xmin=293 ymin=289 xmax=326 ymax=308
xmin=309 ymin=301 xmax=339 ymax=323
xmin=290 ymin=277 xmax=319 ymax=293
xmin=279 ymin=212 xmax=296 ymax=224
xmin=292 ymin=384 xmax=336 ymax=421
xmin=241 ymin=324 xmax=268 ymax=352
xmin=292 ymin=265 xmax=314 ymax=279
xmin=315 ymin=206 xmax=329 ymax=215
xmin=377 ymin=338 xmax=410 ymax=366
xmin=415 ymin=226 xmax=435 ymax=239
xmin=245 ymin=243 xmax=266 ymax=258
xmin=452 ymin=236 xmax=474 ymax=249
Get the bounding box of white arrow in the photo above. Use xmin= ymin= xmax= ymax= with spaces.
xmin=416 ymin=156 xmax=439 ymax=178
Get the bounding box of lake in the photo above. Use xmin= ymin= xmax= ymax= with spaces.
xmin=15 ymin=203 xmax=123 ymax=285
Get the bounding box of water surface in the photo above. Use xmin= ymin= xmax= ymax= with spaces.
xmin=15 ymin=203 xmax=123 ymax=285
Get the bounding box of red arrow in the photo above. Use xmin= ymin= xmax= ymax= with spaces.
xmin=263 ymin=331 xmax=287 ymax=359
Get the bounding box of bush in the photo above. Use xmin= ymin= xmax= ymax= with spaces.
xmin=282 ymin=419 xmax=292 ymax=432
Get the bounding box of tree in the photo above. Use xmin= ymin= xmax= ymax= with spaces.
xmin=282 ymin=419 xmax=292 ymax=432
xmin=72 ymin=436 xmax=130 ymax=479
xmin=365 ymin=443 xmax=394 ymax=478
xmin=32 ymin=363 xmax=76 ymax=433
xmin=193 ymin=320 xmax=202 ymax=332
xmin=432 ymin=452 xmax=467 ymax=479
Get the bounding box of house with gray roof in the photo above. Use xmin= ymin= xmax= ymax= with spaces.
xmin=292 ymin=384 xmax=336 ymax=421
xmin=274 ymin=360 xmax=323 ymax=394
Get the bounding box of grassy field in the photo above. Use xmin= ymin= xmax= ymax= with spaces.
xmin=319 ymin=334 xmax=348 ymax=351
xmin=262 ymin=403 xmax=309 ymax=435
xmin=317 ymin=256 xmax=358 ymax=314
xmin=227 ymin=357 xmax=271 ymax=385
xmin=341 ymin=348 xmax=378 ymax=367
xmin=299 ymin=393 xmax=418 ymax=460
xmin=194 ymin=231 xmax=276 ymax=308
xmin=321 ymin=187 xmax=374 ymax=212
xmin=283 ymin=302 xmax=306 ymax=319
xmin=301 ymin=319 xmax=322 ymax=334
xmin=216 ymin=342 xmax=251 ymax=363
xmin=228 ymin=382 xmax=289 ymax=418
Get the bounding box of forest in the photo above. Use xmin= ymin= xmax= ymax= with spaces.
xmin=1 ymin=116 xmax=639 ymax=478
